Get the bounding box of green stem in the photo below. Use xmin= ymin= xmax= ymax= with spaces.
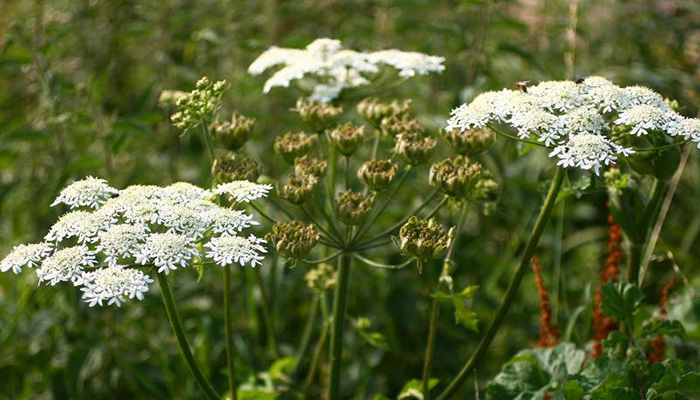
xmin=422 ymin=296 xmax=441 ymax=400
xmin=305 ymin=295 xmax=331 ymax=393
xmin=328 ymin=253 xmax=352 ymax=400
xmin=353 ymin=253 xmax=413 ymax=269
xmin=293 ymin=295 xmax=319 ymax=378
xmin=358 ymin=191 xmax=439 ymax=247
xmin=423 ymin=205 xmax=468 ymax=399
xmin=253 ymin=267 xmax=280 ymax=358
xmin=328 ymin=146 xmax=338 ymax=199
xmin=437 ymin=167 xmax=565 ymax=400
xmin=157 ymin=273 xmax=221 ymax=400
xmin=223 ymin=265 xmax=238 ymax=400
xmin=628 ymin=179 xmax=669 ymax=285
xmin=352 ymin=166 xmax=412 ymax=244
xmin=200 ymin=122 xmax=216 ymax=163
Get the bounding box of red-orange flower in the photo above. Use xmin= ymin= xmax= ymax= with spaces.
xmin=532 ymin=257 xmax=559 ymax=348
xmin=648 ymin=278 xmax=676 ymax=363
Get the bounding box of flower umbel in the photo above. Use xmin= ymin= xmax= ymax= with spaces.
xmin=266 ymin=220 xmax=321 ymax=259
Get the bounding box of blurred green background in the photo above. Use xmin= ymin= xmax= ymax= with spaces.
xmin=1 ymin=0 xmax=700 ymax=399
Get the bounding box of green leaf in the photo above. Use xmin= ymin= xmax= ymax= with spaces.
xmin=398 ymin=379 xmax=439 ymax=399
xmin=433 ymin=285 xmax=479 ymax=332
xmin=638 ymin=320 xmax=685 ymax=339
xmin=601 ymin=283 xmax=644 ymax=323
xmin=563 ymin=380 xmax=584 ymax=400
xmin=353 ymin=317 xmax=390 ymax=351
xmin=236 ymin=390 xmax=277 ymax=400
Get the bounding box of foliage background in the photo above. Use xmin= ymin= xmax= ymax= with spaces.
xmin=1 ymin=0 xmax=700 ymax=398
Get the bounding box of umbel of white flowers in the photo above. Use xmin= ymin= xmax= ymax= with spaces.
xmin=446 ymin=77 xmax=700 ymax=175
xmin=248 ymin=38 xmax=445 ymax=103
xmin=0 ymin=177 xmax=272 ymax=307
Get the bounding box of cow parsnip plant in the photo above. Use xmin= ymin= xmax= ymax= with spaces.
xmin=4 ymin=35 xmax=700 ymax=400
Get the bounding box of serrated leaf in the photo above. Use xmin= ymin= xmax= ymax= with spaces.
xmin=601 ymin=283 xmax=644 ymax=323
xmin=638 ymin=319 xmax=685 ymax=339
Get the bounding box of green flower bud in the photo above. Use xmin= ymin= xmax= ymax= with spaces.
xmin=399 ymin=216 xmax=454 ymax=261
xmin=295 ymin=99 xmax=341 ymax=132
xmin=209 ymin=113 xmax=256 ymax=151
xmin=335 ymin=190 xmax=376 ymax=226
xmin=395 ymin=130 xmax=437 ymax=165
xmin=442 ymin=127 xmax=495 ymax=155
xmin=328 ymin=122 xmax=365 ymax=156
xmin=266 ymin=220 xmax=320 ymax=259
xmin=294 ymin=155 xmax=328 ymax=178
xmin=357 ymin=159 xmax=398 ymax=191
xmin=604 ymin=168 xmax=635 ymax=191
xmin=380 ymin=115 xmax=423 ymax=139
xmin=158 ymin=90 xmax=187 ymax=108
xmin=278 ymin=172 xmax=319 ymax=204
xmin=305 ymin=262 xmax=336 ymax=292
xmin=170 ymin=76 xmax=227 ymax=131
xmin=274 ymin=132 xmax=318 ymax=163
xmin=429 ymin=155 xmax=485 ymax=198
xmin=212 ymin=153 xmax=262 ymax=183
xmin=356 ymin=98 xmax=410 ymax=126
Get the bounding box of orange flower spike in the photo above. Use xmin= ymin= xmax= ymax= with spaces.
xmin=532 ymin=257 xmax=559 ymax=348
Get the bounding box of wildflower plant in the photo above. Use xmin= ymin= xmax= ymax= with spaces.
xmin=248 ymin=38 xmax=445 ymax=103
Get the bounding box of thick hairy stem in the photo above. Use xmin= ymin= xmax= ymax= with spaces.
xmin=328 ymin=253 xmax=352 ymax=400
xmin=223 ymin=265 xmax=238 ymax=400
xmin=437 ymin=167 xmax=565 ymax=400
xmin=253 ymin=266 xmax=279 ymax=358
xmin=157 ymin=273 xmax=220 ymax=400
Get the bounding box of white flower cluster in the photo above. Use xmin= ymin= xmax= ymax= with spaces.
xmin=0 ymin=177 xmax=271 ymax=307
xmin=446 ymin=77 xmax=700 ymax=174
xmin=248 ymin=38 xmax=445 ymax=103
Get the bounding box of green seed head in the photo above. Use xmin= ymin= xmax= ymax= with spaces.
xmin=266 ymin=220 xmax=321 ymax=259
xmin=335 ymin=190 xmax=376 ymax=226
xmin=357 ymin=159 xmax=398 ymax=191
xmin=394 ymin=129 xmax=437 ymax=165
xmin=442 ymin=127 xmax=495 ymax=155
xmin=209 ymin=113 xmax=256 ymax=151
xmin=429 ymin=155 xmax=485 ymax=198
xmin=295 ymin=99 xmax=342 ymax=132
xmin=328 ymin=122 xmax=365 ymax=156
xmin=294 ymin=155 xmax=328 ymax=178
xmin=212 ymin=153 xmax=262 ymax=183
xmin=357 ymin=98 xmax=411 ymax=126
xmin=399 ymin=216 xmax=453 ymax=261
xmin=274 ymin=132 xmax=318 ymax=163
xmin=278 ymin=172 xmax=319 ymax=204
xmin=305 ymin=262 xmax=336 ymax=292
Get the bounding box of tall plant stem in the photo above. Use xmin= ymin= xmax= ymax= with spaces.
xmin=157 ymin=273 xmax=220 ymax=400
xmin=423 ymin=205 xmax=468 ymax=399
xmin=253 ymin=266 xmax=280 ymax=358
xmin=627 ymin=178 xmax=669 ymax=285
xmin=437 ymin=167 xmax=564 ymax=400
xmin=223 ymin=265 xmax=238 ymax=400
xmin=328 ymin=253 xmax=352 ymax=400
xmin=200 ymin=122 xmax=216 ymax=163
xmin=422 ymin=296 xmax=441 ymax=400
xmin=293 ymin=295 xmax=319 ymax=378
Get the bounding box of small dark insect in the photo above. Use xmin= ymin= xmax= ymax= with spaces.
xmin=514 ymin=80 xmax=530 ymax=93
xmin=575 ymin=76 xmax=586 ymax=84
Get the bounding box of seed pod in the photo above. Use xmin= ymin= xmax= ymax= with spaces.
xmin=294 ymin=155 xmax=328 ymax=178
xmin=357 ymin=159 xmax=398 ymax=191
xmin=274 ymin=132 xmax=317 ymax=163
xmin=395 ymin=130 xmax=437 ymax=165
xmin=357 ymin=98 xmax=411 ymax=126
xmin=328 ymin=122 xmax=365 ymax=156
xmin=442 ymin=127 xmax=494 ymax=155
xmin=278 ymin=172 xmax=319 ymax=204
xmin=266 ymin=220 xmax=320 ymax=259
xmin=399 ymin=216 xmax=453 ymax=261
xmin=429 ymin=155 xmax=484 ymax=198
xmin=380 ymin=115 xmax=423 ymax=139
xmin=212 ymin=153 xmax=262 ymax=183
xmin=295 ymin=99 xmax=342 ymax=132
xmin=335 ymin=190 xmax=376 ymax=226
xmin=209 ymin=113 xmax=256 ymax=151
